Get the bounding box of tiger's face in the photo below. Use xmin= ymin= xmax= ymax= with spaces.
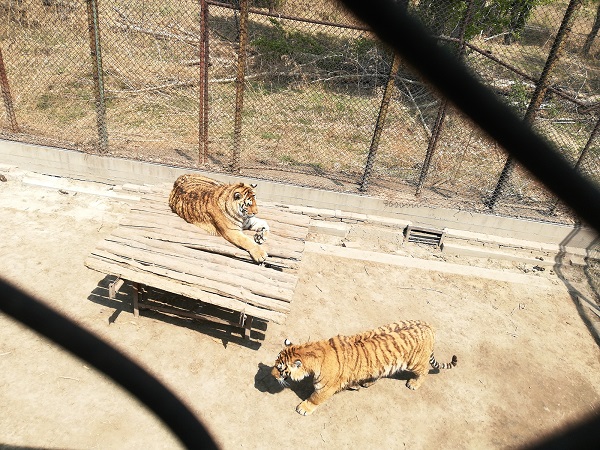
xmin=233 ymin=183 xmax=259 ymax=219
xmin=271 ymin=339 xmax=306 ymax=386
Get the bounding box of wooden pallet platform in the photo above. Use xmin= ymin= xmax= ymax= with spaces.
xmin=85 ymin=186 xmax=310 ymax=337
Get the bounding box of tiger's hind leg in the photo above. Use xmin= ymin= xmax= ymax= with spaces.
xmin=406 ymin=366 xmax=428 ymax=390
xmin=346 ymin=377 xmax=378 ymax=391
xmin=360 ymin=378 xmax=378 ymax=388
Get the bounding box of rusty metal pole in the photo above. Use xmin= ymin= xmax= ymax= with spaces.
xmin=487 ymin=0 xmax=583 ymax=209
xmin=415 ymin=0 xmax=474 ymax=196
xmin=573 ymin=115 xmax=600 ymax=172
xmin=415 ymin=101 xmax=447 ymax=195
xmin=86 ymin=0 xmax=108 ymax=153
xmin=232 ymin=0 xmax=249 ymax=172
xmin=549 ymin=115 xmax=600 ymax=214
xmin=199 ymin=0 xmax=209 ymax=164
xmin=359 ymin=53 xmax=401 ymax=192
xmin=0 ymin=46 xmax=18 ymax=133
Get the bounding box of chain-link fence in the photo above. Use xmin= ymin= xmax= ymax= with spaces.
xmin=0 ymin=0 xmax=598 ymax=226
xmin=589 ymin=239 xmax=600 ymax=297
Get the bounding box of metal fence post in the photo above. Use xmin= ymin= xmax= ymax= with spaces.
xmin=549 ymin=115 xmax=600 ymax=214
xmin=86 ymin=0 xmax=108 ymax=153
xmin=416 ymin=101 xmax=447 ymax=195
xmin=573 ymin=115 xmax=600 ymax=173
xmin=415 ymin=0 xmax=474 ymax=196
xmin=486 ymin=0 xmax=583 ymax=210
xmin=0 ymin=46 xmax=19 ymax=133
xmin=199 ymin=0 xmax=209 ymax=164
xmin=359 ymin=53 xmax=401 ymax=192
xmin=232 ymin=0 xmax=249 ymax=173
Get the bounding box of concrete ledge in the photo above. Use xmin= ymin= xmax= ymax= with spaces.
xmin=304 ymin=242 xmax=556 ymax=288
xmin=445 ymin=228 xmax=588 ymax=257
xmin=277 ymin=204 xmax=337 ymax=220
xmin=1 ymin=139 xmax=597 ymax=251
xmin=441 ymin=242 xmax=558 ymax=267
xmin=309 ymin=220 xmax=350 ymax=237
xmin=366 ymin=215 xmax=411 ymax=229
xmin=22 ymin=173 xmax=141 ymax=201
xmin=273 ymin=203 xmax=411 ymax=229
xmin=346 ymin=224 xmax=405 ymax=246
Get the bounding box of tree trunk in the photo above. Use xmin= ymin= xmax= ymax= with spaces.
xmin=504 ymin=0 xmax=533 ymax=45
xmin=582 ymin=2 xmax=600 ymax=55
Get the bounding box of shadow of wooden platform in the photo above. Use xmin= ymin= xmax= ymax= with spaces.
xmin=85 ymin=185 xmax=310 ymax=339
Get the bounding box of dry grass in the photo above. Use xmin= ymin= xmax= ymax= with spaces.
xmin=0 ymin=0 xmax=598 ymax=222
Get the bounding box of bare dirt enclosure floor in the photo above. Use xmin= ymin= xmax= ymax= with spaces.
xmin=0 ymin=167 xmax=599 ymax=449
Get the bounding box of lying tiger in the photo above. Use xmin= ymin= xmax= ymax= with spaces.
xmin=272 ymin=320 xmax=457 ymax=415
xmin=168 ymin=174 xmax=270 ymax=263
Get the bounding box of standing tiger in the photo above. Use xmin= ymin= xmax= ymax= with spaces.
xmin=271 ymin=320 xmax=457 ymax=415
xmin=168 ymin=174 xmax=270 ymax=263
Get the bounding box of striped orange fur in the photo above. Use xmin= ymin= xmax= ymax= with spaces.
xmin=271 ymin=320 xmax=457 ymax=415
xmin=168 ymin=174 xmax=269 ymax=263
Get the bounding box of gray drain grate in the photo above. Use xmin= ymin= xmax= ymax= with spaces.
xmin=405 ymin=225 xmax=446 ymax=247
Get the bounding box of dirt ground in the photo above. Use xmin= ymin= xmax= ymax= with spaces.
xmin=1 ymin=167 xmax=599 ymax=450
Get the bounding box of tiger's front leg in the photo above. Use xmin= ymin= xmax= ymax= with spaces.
xmin=296 ymin=387 xmax=336 ymax=416
xmin=243 ymin=217 xmax=270 ymax=245
xmin=219 ymin=227 xmax=268 ymax=263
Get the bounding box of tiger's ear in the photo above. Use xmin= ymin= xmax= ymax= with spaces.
xmin=294 ymin=360 xmax=302 ymax=368
xmin=234 ymin=192 xmax=241 ymax=200
xmin=284 ymin=339 xmax=292 ymax=347
xmin=250 ymin=183 xmax=257 ymax=189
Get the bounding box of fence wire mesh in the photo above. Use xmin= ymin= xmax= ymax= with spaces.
xmin=0 ymin=0 xmax=598 ymax=227
xmin=589 ymin=239 xmax=600 ymax=296
xmin=0 ymin=0 xmax=95 ymax=148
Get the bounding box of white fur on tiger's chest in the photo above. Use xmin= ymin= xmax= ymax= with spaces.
xmin=242 ymin=216 xmax=269 ymax=232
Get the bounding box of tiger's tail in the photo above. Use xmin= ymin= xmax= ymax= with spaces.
xmin=429 ymin=353 xmax=458 ymax=370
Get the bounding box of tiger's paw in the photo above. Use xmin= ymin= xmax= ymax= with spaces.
xmin=296 ymin=400 xmax=317 ymax=416
xmin=254 ymin=227 xmax=269 ymax=244
xmin=249 ymin=246 xmax=268 ymax=264
xmin=406 ymin=378 xmax=423 ymax=390
xmin=360 ymin=380 xmax=376 ymax=388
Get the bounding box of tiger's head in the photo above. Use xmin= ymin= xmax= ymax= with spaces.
xmin=231 ymin=183 xmax=259 ymax=219
xmin=271 ymin=339 xmax=307 ymax=387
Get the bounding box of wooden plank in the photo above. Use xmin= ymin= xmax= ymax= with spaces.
xmin=123 ymin=210 xmax=307 ymax=252
xmin=104 ymin=231 xmax=298 ymax=287
xmin=114 ymin=232 xmax=298 ymax=286
xmin=115 ymin=228 xmax=300 ymax=271
xmin=85 ymin=190 xmax=309 ymax=326
xmin=90 ymin=249 xmax=291 ymax=312
xmin=88 ymin=248 xmax=292 ymax=314
xmin=115 ymin=224 xmax=303 ymax=268
xmin=93 ymin=239 xmax=294 ymax=303
xmin=128 ymin=206 xmax=309 ymax=241
xmin=85 ymin=255 xmax=288 ymax=323
xmin=121 ymin=221 xmax=306 ymax=260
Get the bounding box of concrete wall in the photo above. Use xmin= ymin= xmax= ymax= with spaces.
xmin=1 ymin=139 xmax=597 ymax=250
